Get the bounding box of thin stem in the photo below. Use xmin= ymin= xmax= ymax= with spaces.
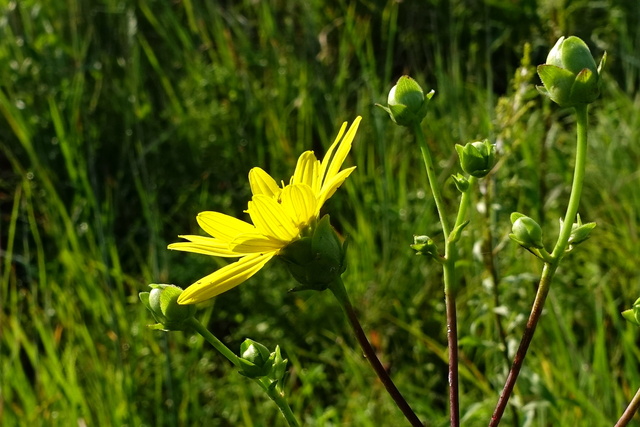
xmin=442 ymin=176 xmax=477 ymax=427
xmin=615 ymin=386 xmax=640 ymax=426
xmin=488 ymin=263 xmax=557 ymax=426
xmin=414 ymin=124 xmax=477 ymax=427
xmin=330 ymin=278 xmax=424 ymax=427
xmin=489 ymin=104 xmax=590 ymax=426
xmin=260 ymin=379 xmax=302 ymax=427
xmin=551 ymin=104 xmax=588 ymax=259
xmin=188 ymin=317 xmax=301 ymax=427
xmin=188 ymin=317 xmax=241 ymax=367
xmin=442 ymin=256 xmax=460 ymax=427
xmin=414 ymin=123 xmax=451 ymax=238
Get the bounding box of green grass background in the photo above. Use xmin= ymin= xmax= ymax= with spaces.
xmin=1 ymin=0 xmax=639 ymax=425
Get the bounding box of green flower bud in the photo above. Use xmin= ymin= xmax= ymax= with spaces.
xmin=270 ymin=345 xmax=288 ymax=384
xmin=509 ymin=212 xmax=544 ymax=249
xmin=238 ymin=339 xmax=274 ymax=378
xmin=537 ymin=36 xmax=606 ymax=107
xmin=567 ymin=214 xmax=596 ymax=249
xmin=410 ymin=235 xmax=441 ymax=261
xmin=140 ymin=284 xmax=195 ymax=331
xmin=376 ymin=76 xmax=435 ymax=127
xmin=622 ymin=297 xmax=640 ymax=326
xmin=451 ymin=173 xmax=470 ymax=193
xmin=455 ymin=139 xmax=496 ymax=178
xmin=280 ymin=215 xmax=347 ymax=291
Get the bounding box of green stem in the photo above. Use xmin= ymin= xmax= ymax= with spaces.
xmin=551 ymin=104 xmax=588 ymax=259
xmin=188 ymin=317 xmax=301 ymax=427
xmin=489 ymin=104 xmax=589 ymax=426
xmin=188 ymin=317 xmax=241 ymax=367
xmin=260 ymin=378 xmax=302 ymax=427
xmin=330 ymin=278 xmax=424 ymax=427
xmin=615 ymin=386 xmax=640 ymax=426
xmin=454 ymin=176 xmax=476 ymax=229
xmin=414 ymin=123 xmax=451 ymax=238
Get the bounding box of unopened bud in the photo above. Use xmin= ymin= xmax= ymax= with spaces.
xmin=140 ymin=284 xmax=195 ymax=331
xmin=537 ymin=36 xmax=606 ymax=107
xmin=509 ymin=213 xmax=544 ymax=249
xmin=376 ymin=76 xmax=435 ymax=127
xmin=455 ymin=139 xmax=496 ymax=178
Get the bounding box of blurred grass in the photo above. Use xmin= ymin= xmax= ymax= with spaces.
xmin=1 ymin=0 xmax=640 ymax=425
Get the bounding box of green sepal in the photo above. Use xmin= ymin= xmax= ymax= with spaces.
xmin=622 ymin=297 xmax=640 ymax=326
xmin=622 ymin=309 xmax=639 ymax=325
xmin=269 ymin=345 xmax=288 ymax=384
xmin=392 ymin=76 xmax=426 ymax=111
xmin=597 ymin=51 xmax=607 ymax=75
xmin=561 ymin=214 xmax=597 ymax=251
xmin=449 ymin=220 xmax=470 ymax=244
xmin=555 ymin=36 xmax=597 ymax=74
xmin=537 ymin=64 xmax=576 ymax=107
xmin=570 ymin=68 xmax=599 ymax=104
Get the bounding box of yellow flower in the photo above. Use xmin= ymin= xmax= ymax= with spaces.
xmin=169 ymin=117 xmax=362 ymax=304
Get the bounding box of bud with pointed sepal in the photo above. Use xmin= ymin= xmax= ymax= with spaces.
xmin=455 ymin=139 xmax=496 ymax=178
xmin=376 ymin=76 xmax=435 ymax=127
xmin=140 ymin=284 xmax=196 ymax=331
xmin=509 ymin=212 xmax=544 ymax=250
xmin=238 ymin=339 xmax=275 ymax=378
xmin=562 ymin=213 xmax=596 ymax=251
xmin=410 ymin=235 xmax=442 ymax=262
xmin=622 ymin=297 xmax=640 ymax=326
xmin=451 ymin=173 xmax=470 ymax=193
xmin=537 ymin=36 xmax=606 ymax=107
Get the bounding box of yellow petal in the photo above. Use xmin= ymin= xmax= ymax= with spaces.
xmin=177 ymin=252 xmax=276 ymax=304
xmin=197 ymin=211 xmax=255 ymax=242
xmin=247 ymin=195 xmax=298 ymax=241
xmin=168 ymin=235 xmax=243 ymax=257
xmin=280 ymin=184 xmax=317 ymax=227
xmin=318 ymin=121 xmax=347 ymax=185
xmin=230 ymin=232 xmax=286 ymax=253
xmin=320 ymin=116 xmax=361 ymax=189
xmin=316 ymin=166 xmax=356 ymax=210
xmin=291 ymin=151 xmax=320 ymax=192
xmin=249 ymin=167 xmax=281 ymax=198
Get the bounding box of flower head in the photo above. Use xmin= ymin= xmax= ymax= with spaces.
xmin=169 ymin=117 xmax=361 ymax=304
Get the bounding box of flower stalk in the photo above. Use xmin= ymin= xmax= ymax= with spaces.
xmin=188 ymin=317 xmax=301 ymax=427
xmin=413 ymin=123 xmax=483 ymax=427
xmin=615 ymin=386 xmax=640 ymax=426
xmin=329 ymin=278 xmax=424 ymax=427
xmin=490 ymin=104 xmax=589 ymax=426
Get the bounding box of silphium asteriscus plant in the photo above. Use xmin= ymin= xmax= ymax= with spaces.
xmin=169 ymin=117 xmax=361 ymax=304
